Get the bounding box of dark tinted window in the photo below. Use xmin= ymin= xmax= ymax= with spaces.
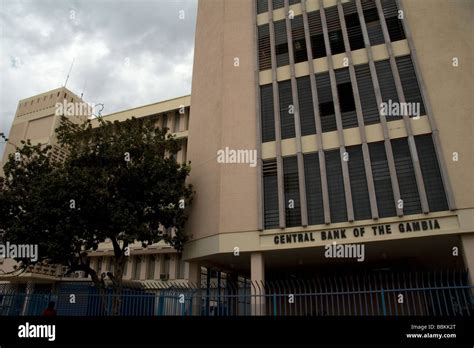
xmin=325 ymin=6 xmax=345 ymax=55
xmin=415 ymin=134 xmax=449 ymax=212
xmin=355 ymin=64 xmax=380 ymax=125
xmin=257 ymin=0 xmax=268 ymax=14
xmin=283 ymin=156 xmax=301 ymax=227
xmin=325 ymin=149 xmax=348 ymax=223
xmin=304 ymin=152 xmax=325 ymax=225
xmin=260 ymin=84 xmax=275 ymax=142
xmin=278 ymin=80 xmax=295 ymax=139
xmin=274 ymin=20 xmax=289 ymax=67
xmin=335 ymin=68 xmax=358 ymax=129
xmin=258 ymin=24 xmax=271 ymax=70
xmin=375 ymin=59 xmax=402 ymax=121
xmin=362 ymin=1 xmax=384 ymax=46
xmin=369 ymin=141 xmax=396 ymax=217
xmin=347 ymin=145 xmax=372 ymax=220
xmin=381 ymin=0 xmax=406 ymax=42
xmin=291 ymin=15 xmax=307 ymax=63
xmin=297 ymin=76 xmax=316 ymax=136
xmin=263 ymin=160 xmax=279 ymax=228
xmin=343 ymin=1 xmax=365 ymax=50
xmin=308 ymin=11 xmax=326 ymax=58
xmin=396 ymin=55 xmax=426 ymax=116
xmin=315 ymin=72 xmax=337 ymax=132
xmin=272 ymin=0 xmax=284 ymax=9
xmin=392 ymin=137 xmax=422 ymax=215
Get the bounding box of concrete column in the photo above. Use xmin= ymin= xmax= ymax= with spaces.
xmin=97 ymin=257 xmax=104 ymax=275
xmin=182 ymin=140 xmax=188 ymax=164
xmin=139 ymin=256 xmax=147 ymax=280
xmin=188 ymin=261 xmax=201 ymax=316
xmin=144 ymin=256 xmax=154 ymax=280
xmin=251 ymin=252 xmax=265 ymax=315
xmin=169 ymin=255 xmax=176 ymax=280
xmin=184 ymin=110 xmax=189 ymax=131
xmin=178 ymin=112 xmax=184 ymax=132
xmin=460 ymin=233 xmax=474 ymax=291
xmin=159 ymin=254 xmax=167 ymax=279
xmin=169 ymin=255 xmax=181 ymax=280
xmin=124 ymin=256 xmax=133 ymax=280
xmin=164 ymin=113 xmax=170 ymax=130
xmin=153 ymin=255 xmax=162 ymax=280
xmin=89 ymin=257 xmax=98 ymax=274
xmin=184 ymin=262 xmax=190 ymax=280
xmin=169 ymin=112 xmax=175 ymax=133
xmin=104 ymin=257 xmax=111 ymax=274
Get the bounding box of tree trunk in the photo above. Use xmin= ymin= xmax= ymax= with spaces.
xmin=89 ymin=270 xmax=108 ymax=315
xmin=111 ymin=257 xmax=126 ymax=316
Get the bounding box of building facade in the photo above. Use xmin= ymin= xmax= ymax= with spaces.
xmin=183 ymin=0 xmax=474 ymax=300
xmin=0 ymin=0 xmax=472 ymax=315
xmin=0 ymin=87 xmax=87 ymax=171
xmin=0 ymin=92 xmax=191 ymax=287
xmin=86 ymin=95 xmax=191 ymax=283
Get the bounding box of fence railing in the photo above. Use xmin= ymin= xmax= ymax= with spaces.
xmin=0 ymin=271 xmax=472 ymax=316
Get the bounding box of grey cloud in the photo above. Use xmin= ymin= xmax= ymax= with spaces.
xmin=0 ymin=0 xmax=197 ymax=159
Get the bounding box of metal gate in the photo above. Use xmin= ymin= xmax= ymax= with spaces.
xmin=0 ymin=271 xmax=472 ymax=316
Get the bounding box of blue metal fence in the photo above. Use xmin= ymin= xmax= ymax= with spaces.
xmin=0 ymin=271 xmax=472 ymax=316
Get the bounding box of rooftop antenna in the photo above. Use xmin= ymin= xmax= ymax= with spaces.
xmin=80 ymin=79 xmax=87 ymax=100
xmin=64 ymin=57 xmax=76 ymax=88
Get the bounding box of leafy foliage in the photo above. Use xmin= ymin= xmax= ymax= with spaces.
xmin=0 ymin=116 xmax=193 ymax=301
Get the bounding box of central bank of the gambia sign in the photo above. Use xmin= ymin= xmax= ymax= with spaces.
xmin=272 ymin=218 xmax=442 ymax=245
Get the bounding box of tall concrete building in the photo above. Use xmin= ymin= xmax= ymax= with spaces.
xmin=0 ymin=0 xmax=472 ymax=316
xmin=0 ymin=92 xmax=192 ymax=287
xmin=0 ymin=87 xmax=87 ymax=171
xmin=86 ymin=95 xmax=192 ymax=284
xmin=183 ymin=0 xmax=474 ymax=297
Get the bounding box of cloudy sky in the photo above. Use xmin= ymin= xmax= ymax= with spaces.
xmin=0 ymin=0 xmax=197 ymax=157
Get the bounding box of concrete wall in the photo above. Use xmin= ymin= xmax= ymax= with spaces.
xmin=187 ymin=0 xmax=259 ymax=241
xmin=1 ymin=87 xmax=85 ymax=169
xmin=183 ymin=0 xmax=474 ymax=263
xmin=90 ymin=95 xmax=190 ymax=125
xmin=402 ymin=0 xmax=473 ymax=210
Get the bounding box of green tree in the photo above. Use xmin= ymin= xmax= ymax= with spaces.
xmin=0 ymin=116 xmax=193 ymax=314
